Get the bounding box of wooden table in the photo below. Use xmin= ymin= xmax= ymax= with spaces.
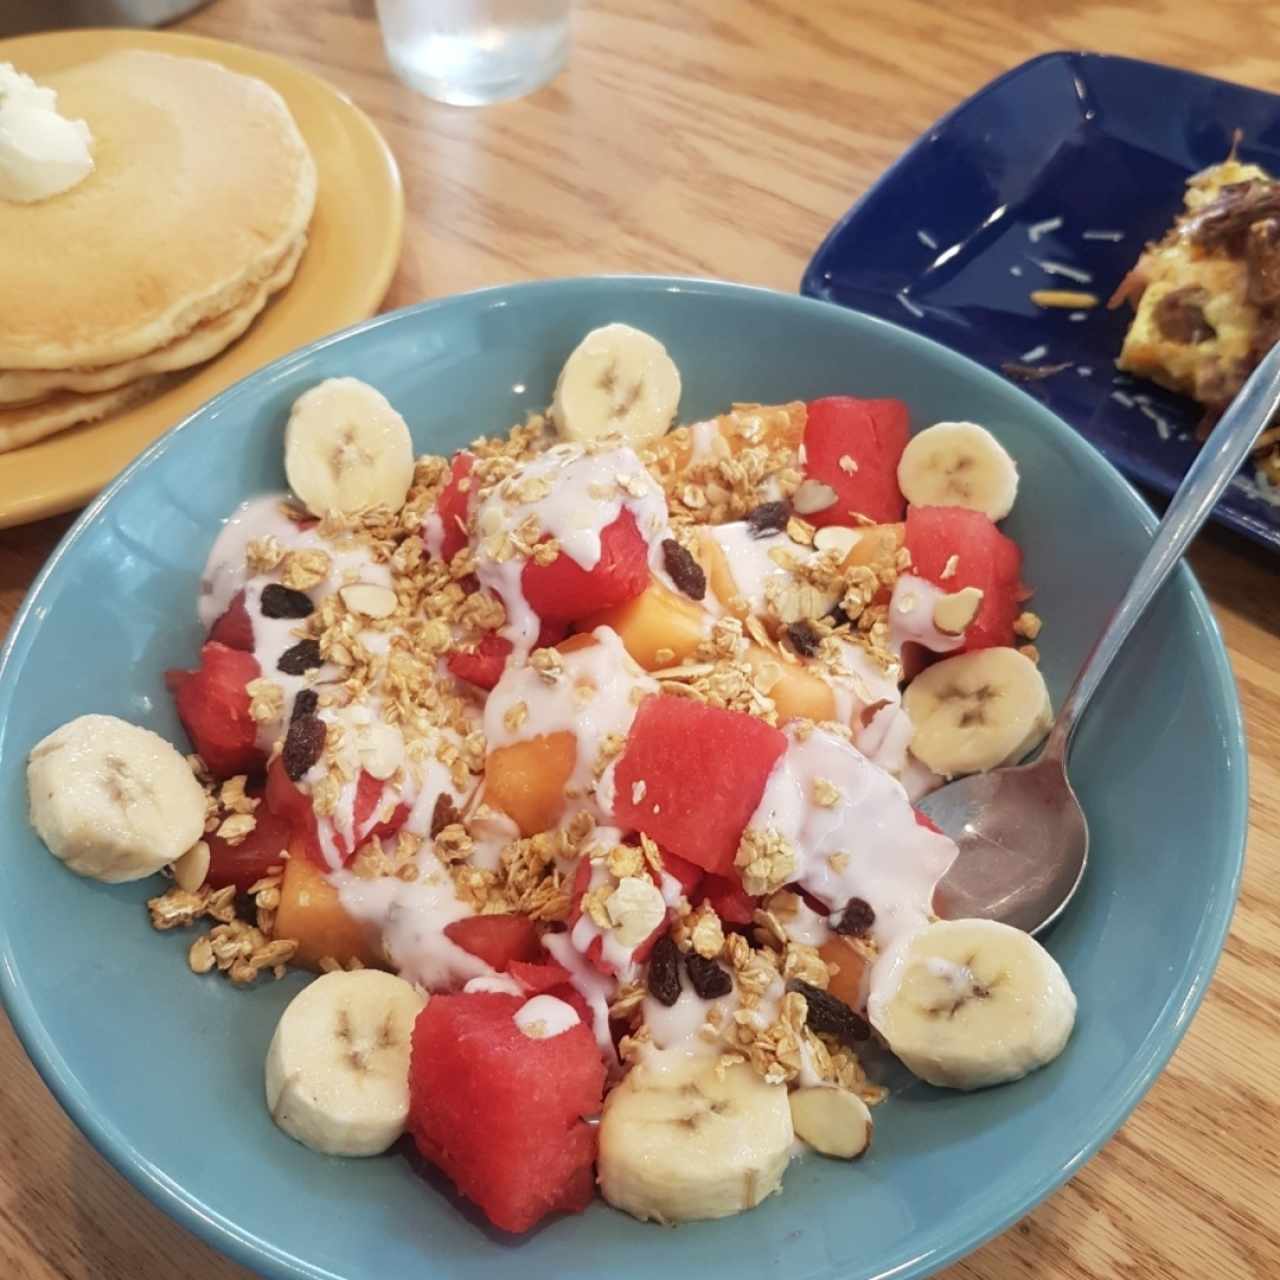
xmin=2 ymin=1 xmax=1277 ymax=1275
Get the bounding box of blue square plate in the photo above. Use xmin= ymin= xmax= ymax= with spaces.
xmin=801 ymin=50 xmax=1280 ymax=550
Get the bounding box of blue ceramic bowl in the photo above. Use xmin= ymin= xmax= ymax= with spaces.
xmin=802 ymin=51 xmax=1280 ymax=551
xmin=0 ymin=278 xmax=1246 ymax=1280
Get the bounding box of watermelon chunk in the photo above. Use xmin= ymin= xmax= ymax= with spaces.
xmin=655 ymin=848 xmax=703 ymax=898
xmin=612 ymin=695 xmax=788 ymax=875
xmin=446 ymin=632 xmax=513 ymax=690
xmin=264 ymin=756 xmax=324 ymax=865
xmin=351 ymin=770 xmax=411 ymax=845
xmin=802 ymin=396 xmax=910 ymax=526
xmin=699 ymin=873 xmax=755 ymax=925
xmin=437 ymin=451 xmax=475 ymax=562
xmin=443 ymin=914 xmax=543 ymax=971
xmin=166 ymin=641 xmax=264 ymax=779
xmin=521 ymin=508 xmax=649 ymax=623
xmin=207 ymin=589 xmax=253 ymax=651
xmin=206 ymin=806 xmax=292 ymax=893
xmin=447 ymin=617 xmax=570 ymax=691
xmin=508 ymin=959 xmax=573 ymax=993
xmin=905 ymin=505 xmax=1022 ymax=650
xmin=914 ymin=808 xmax=944 ymax=836
xmin=409 ymin=993 xmax=605 ymax=1233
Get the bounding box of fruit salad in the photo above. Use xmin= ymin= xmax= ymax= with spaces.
xmin=26 ymin=322 xmax=1077 ymax=1233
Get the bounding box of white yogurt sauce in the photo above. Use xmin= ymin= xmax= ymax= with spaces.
xmin=642 ymin=982 xmax=738 ymax=1054
xmin=515 ymin=994 xmax=581 ymax=1039
xmin=703 ymin=522 xmax=815 ymax=617
xmin=484 ymin=626 xmax=656 ymax=817
xmin=775 ymin=895 xmax=832 ymax=947
xmin=464 ymin=973 xmax=524 ymax=996
xmin=472 ymin=444 xmax=671 ymax=657
xmin=888 ymin=574 xmax=966 ymax=655
xmin=543 ymin=930 xmax=617 ymax=1062
xmin=335 ymin=846 xmax=491 ymax=990
xmin=747 ymin=726 xmax=958 ymax=952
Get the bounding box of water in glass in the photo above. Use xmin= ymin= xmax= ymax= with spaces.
xmin=375 ymin=0 xmax=570 ymax=106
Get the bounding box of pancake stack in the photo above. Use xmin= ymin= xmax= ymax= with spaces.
xmin=0 ymin=50 xmax=316 ymax=452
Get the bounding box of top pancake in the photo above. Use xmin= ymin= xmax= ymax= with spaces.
xmin=0 ymin=49 xmax=316 ymax=370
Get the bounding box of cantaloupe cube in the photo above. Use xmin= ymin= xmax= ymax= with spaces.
xmin=695 ymin=530 xmax=746 ymax=617
xmin=483 ymin=731 xmax=578 ymax=836
xmin=745 ymin=644 xmax=837 ymax=722
xmin=584 ymin=576 xmax=708 ymax=670
xmin=820 ymin=935 xmax=868 ymax=1009
xmin=276 ymin=853 xmax=384 ymax=972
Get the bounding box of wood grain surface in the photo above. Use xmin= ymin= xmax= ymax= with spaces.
xmin=2 ymin=0 xmax=1278 ymax=1276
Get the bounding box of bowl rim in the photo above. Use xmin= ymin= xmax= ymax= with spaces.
xmin=0 ymin=275 xmax=1248 ymax=1280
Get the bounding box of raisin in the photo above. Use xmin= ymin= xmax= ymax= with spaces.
xmin=282 ymin=715 xmax=326 ymax=781
xmin=430 ymin=793 xmax=460 ymax=839
xmin=833 ymin=897 xmax=875 ymax=938
xmin=826 ymin=603 xmax=852 ymax=628
xmin=786 ymin=619 xmax=820 ymax=656
xmin=685 ymin=952 xmax=733 ymax=1000
xmin=745 ymin=500 xmax=790 ymax=538
xmin=788 ymin=978 xmax=871 ymax=1043
xmin=259 ymin=584 xmax=314 ymax=619
xmin=277 ymin=639 xmax=323 ymax=675
xmin=646 ymin=934 xmax=682 ymax=1007
xmin=661 ymin=538 xmax=706 ymax=601
xmin=290 ymin=688 xmax=319 ymax=723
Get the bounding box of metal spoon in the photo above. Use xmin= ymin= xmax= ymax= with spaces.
xmin=920 ymin=341 xmax=1280 ymax=935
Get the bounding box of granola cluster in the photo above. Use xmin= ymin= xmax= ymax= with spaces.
xmin=147 ymin=872 xmax=297 ymax=987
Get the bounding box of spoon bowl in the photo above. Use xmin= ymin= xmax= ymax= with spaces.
xmin=923 ymin=751 xmax=1088 ymax=935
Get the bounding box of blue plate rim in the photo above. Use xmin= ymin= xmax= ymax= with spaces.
xmin=0 ymin=275 xmax=1249 ymax=1280
xmin=799 ymin=49 xmax=1280 ymax=553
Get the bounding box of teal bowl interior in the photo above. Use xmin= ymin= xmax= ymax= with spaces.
xmin=0 ymin=278 xmax=1246 ymax=1280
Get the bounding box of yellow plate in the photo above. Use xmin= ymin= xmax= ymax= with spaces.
xmin=0 ymin=28 xmax=404 ymax=528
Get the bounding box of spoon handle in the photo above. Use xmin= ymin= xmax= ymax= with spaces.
xmin=1045 ymin=340 xmax=1280 ymax=759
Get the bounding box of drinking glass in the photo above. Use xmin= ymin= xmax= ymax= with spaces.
xmin=375 ymin=0 xmax=571 ymax=107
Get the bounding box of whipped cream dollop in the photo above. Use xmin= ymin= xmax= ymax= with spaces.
xmin=0 ymin=63 xmax=94 ymax=204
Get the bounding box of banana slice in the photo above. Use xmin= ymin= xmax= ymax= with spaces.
xmin=284 ymin=377 xmax=415 ymax=517
xmin=897 ymin=422 xmax=1019 ymax=520
xmin=903 ymin=647 xmax=1051 ymax=778
xmin=551 ymin=323 xmax=682 ymax=447
xmin=597 ymin=1049 xmax=793 ymax=1223
xmin=868 ymin=919 xmax=1076 ymax=1090
xmin=26 ymin=714 xmax=207 ymax=883
xmin=265 ymin=969 xmax=425 ymax=1157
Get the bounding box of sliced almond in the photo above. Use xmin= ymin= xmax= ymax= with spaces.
xmin=812 ymin=526 xmax=860 ymax=558
xmin=605 ymin=875 xmax=667 ymax=948
xmin=789 ymin=1086 xmax=873 ymax=1159
xmin=172 ymin=840 xmax=211 ymax=893
xmin=340 ymin=583 xmax=397 ymax=619
xmin=932 ymin=586 xmax=984 ymax=636
xmin=356 ymin=722 xmax=403 ymax=781
xmin=792 ymin=478 xmax=839 ymax=515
